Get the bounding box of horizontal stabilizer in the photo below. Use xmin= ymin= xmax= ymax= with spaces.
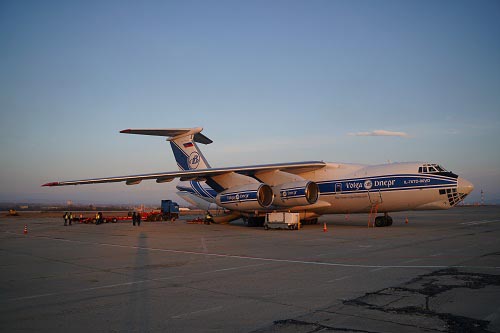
xmin=120 ymin=127 xmax=213 ymax=144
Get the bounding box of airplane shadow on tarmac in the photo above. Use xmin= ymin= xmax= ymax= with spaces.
xmin=125 ymin=232 xmax=151 ymax=332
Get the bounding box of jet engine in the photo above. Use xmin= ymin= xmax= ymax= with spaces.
xmin=272 ymin=181 xmax=319 ymax=207
xmin=216 ymin=183 xmax=274 ymax=211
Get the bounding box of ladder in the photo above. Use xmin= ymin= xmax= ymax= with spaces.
xmin=368 ymin=203 xmax=379 ymax=228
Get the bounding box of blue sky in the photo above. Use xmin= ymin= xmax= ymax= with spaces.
xmin=1 ymin=0 xmax=499 ymax=205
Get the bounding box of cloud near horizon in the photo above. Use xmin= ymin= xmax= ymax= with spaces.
xmin=349 ymin=130 xmax=409 ymax=137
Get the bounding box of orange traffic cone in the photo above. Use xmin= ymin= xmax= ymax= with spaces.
xmin=405 ymin=217 xmax=409 ymax=224
xmin=24 ymin=225 xmax=28 ymax=234
xmin=323 ymin=222 xmax=327 ymax=232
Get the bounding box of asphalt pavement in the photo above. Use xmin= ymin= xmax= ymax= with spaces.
xmin=1 ymin=206 xmax=499 ymax=332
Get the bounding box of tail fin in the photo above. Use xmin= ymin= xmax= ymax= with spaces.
xmin=120 ymin=127 xmax=212 ymax=170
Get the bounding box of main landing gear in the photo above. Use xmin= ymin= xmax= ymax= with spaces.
xmin=374 ymin=213 xmax=393 ymax=227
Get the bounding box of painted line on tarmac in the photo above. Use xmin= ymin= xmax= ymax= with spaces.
xmin=370 ymin=267 xmax=388 ymax=272
xmin=171 ymin=306 xmax=223 ymax=319
xmin=6 ymin=231 xmax=500 ymax=271
xmin=8 ymin=262 xmax=268 ymax=302
xmin=461 ymin=219 xmax=500 ymax=226
xmin=327 ymin=275 xmax=351 ymax=282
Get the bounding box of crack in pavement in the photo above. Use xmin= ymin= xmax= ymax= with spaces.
xmin=253 ymin=268 xmax=500 ymax=333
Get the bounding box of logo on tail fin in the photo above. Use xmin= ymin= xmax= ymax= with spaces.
xmin=188 ymin=152 xmax=200 ymax=169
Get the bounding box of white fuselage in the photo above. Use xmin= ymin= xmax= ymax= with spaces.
xmin=177 ymin=162 xmax=473 ymax=218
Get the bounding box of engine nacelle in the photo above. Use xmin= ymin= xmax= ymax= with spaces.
xmin=272 ymin=181 xmax=319 ymax=207
xmin=216 ymin=183 xmax=274 ymax=211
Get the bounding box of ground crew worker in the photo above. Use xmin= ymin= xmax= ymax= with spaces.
xmin=98 ymin=212 xmax=103 ymax=224
xmin=95 ymin=212 xmax=103 ymax=225
xmin=137 ymin=212 xmax=141 ymax=226
xmin=205 ymin=211 xmax=213 ymax=225
xmin=132 ymin=212 xmax=137 ymax=226
xmin=63 ymin=212 xmax=68 ymax=226
xmin=68 ymin=212 xmax=73 ymax=226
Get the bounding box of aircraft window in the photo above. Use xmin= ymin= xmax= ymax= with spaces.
xmin=422 ymin=167 xmax=428 ymax=173
xmin=428 ymin=166 xmax=436 ymax=172
xmin=436 ymin=165 xmax=445 ymax=171
xmin=418 ymin=167 xmax=423 ymax=173
xmin=439 ymin=189 xmax=446 ymax=195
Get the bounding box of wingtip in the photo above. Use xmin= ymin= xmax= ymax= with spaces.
xmin=42 ymin=182 xmax=60 ymax=187
xmin=120 ymin=129 xmax=132 ymax=134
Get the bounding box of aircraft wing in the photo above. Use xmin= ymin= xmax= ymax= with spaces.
xmin=42 ymin=161 xmax=326 ymax=187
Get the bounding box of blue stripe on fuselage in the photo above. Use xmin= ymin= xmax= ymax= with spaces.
xmin=178 ymin=174 xmax=457 ymax=201
xmin=177 ymin=182 xmax=216 ymax=199
xmin=190 ymin=181 xmax=215 ymax=198
xmin=317 ymin=174 xmax=457 ymax=195
xmin=170 ymin=141 xmax=190 ymax=170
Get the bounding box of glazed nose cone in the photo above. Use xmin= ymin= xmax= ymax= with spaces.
xmin=457 ymin=177 xmax=474 ymax=195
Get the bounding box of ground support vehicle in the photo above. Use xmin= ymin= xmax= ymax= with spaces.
xmin=145 ymin=200 xmax=180 ymax=222
xmin=264 ymin=212 xmax=301 ymax=230
xmin=7 ymin=209 xmax=19 ymax=216
xmin=73 ymin=215 xmax=132 ymax=224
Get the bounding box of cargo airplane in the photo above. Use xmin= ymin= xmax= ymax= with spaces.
xmin=43 ymin=127 xmax=474 ymax=227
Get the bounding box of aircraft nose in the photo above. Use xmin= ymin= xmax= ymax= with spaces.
xmin=457 ymin=177 xmax=474 ymax=195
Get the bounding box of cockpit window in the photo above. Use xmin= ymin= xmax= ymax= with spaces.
xmin=418 ymin=163 xmax=456 ymax=178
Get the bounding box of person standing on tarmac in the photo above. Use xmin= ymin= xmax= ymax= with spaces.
xmin=68 ymin=212 xmax=73 ymax=226
xmin=137 ymin=212 xmax=141 ymax=226
xmin=205 ymin=211 xmax=213 ymax=225
xmin=63 ymin=212 xmax=68 ymax=226
xmin=132 ymin=212 xmax=137 ymax=226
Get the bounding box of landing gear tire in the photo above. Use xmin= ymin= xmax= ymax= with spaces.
xmin=386 ymin=216 xmax=393 ymax=226
xmin=375 ymin=216 xmax=385 ymax=227
xmin=375 ymin=215 xmax=393 ymax=227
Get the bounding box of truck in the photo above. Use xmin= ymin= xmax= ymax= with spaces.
xmin=145 ymin=200 xmax=180 ymax=222
xmin=264 ymin=212 xmax=300 ymax=230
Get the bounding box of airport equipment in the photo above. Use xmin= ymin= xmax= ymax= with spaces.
xmin=8 ymin=209 xmax=19 ymax=216
xmin=72 ymin=214 xmax=129 ymax=224
xmin=186 ymin=217 xmax=205 ymax=224
xmin=264 ymin=212 xmax=300 ymax=230
xmin=161 ymin=200 xmax=179 ymax=221
xmin=43 ymin=127 xmax=475 ymax=228
xmin=323 ymin=222 xmax=327 ymax=232
xmin=145 ymin=200 xmax=180 ymax=221
xmin=24 ymin=225 xmax=27 ymax=234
